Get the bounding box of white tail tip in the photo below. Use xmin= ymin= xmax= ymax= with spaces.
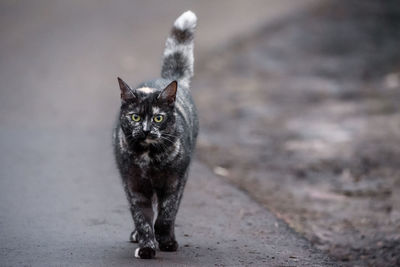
xmin=174 ymin=10 xmax=197 ymax=30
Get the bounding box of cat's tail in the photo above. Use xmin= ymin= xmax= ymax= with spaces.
xmin=161 ymin=10 xmax=197 ymax=87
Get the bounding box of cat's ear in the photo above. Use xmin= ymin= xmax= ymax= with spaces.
xmin=157 ymin=80 xmax=177 ymax=105
xmin=118 ymin=77 xmax=136 ymax=102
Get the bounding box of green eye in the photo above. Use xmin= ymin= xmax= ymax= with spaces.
xmin=131 ymin=114 xmax=141 ymax=122
xmin=154 ymin=114 xmax=164 ymax=123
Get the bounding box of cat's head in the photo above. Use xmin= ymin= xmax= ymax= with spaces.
xmin=117 ymin=77 xmax=177 ymax=146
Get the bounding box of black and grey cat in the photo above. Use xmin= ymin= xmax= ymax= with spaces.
xmin=113 ymin=11 xmax=198 ymax=259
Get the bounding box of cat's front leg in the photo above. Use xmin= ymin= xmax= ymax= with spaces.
xmin=154 ymin=179 xmax=186 ymax=252
xmin=128 ymin=192 xmax=157 ymax=259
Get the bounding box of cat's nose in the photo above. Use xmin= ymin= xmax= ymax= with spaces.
xmin=143 ymin=130 xmax=150 ymax=137
xmin=142 ymin=121 xmax=151 ymax=137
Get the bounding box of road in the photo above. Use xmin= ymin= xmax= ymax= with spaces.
xmin=0 ymin=1 xmax=335 ymax=266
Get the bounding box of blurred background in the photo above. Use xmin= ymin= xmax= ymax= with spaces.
xmin=1 ymin=0 xmax=399 ymax=266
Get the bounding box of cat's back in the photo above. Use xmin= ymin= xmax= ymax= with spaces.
xmin=176 ymin=82 xmax=198 ymax=146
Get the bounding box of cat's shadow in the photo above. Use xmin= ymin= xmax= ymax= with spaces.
xmin=112 ymin=242 xmax=238 ymax=265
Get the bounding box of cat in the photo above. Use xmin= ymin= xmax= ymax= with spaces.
xmin=113 ymin=10 xmax=198 ymax=259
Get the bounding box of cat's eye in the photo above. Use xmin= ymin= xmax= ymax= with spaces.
xmin=131 ymin=114 xmax=141 ymax=122
xmin=154 ymin=115 xmax=164 ymax=123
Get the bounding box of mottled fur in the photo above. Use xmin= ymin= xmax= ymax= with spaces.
xmin=113 ymin=11 xmax=198 ymax=259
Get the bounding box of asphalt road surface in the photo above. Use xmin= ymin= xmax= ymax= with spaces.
xmin=0 ymin=1 xmax=335 ymax=266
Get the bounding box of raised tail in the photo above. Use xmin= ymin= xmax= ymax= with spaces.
xmin=161 ymin=10 xmax=197 ymax=87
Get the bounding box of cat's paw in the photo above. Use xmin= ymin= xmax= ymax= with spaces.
xmin=134 ymin=247 xmax=156 ymax=259
xmin=129 ymin=230 xmax=138 ymax=243
xmin=158 ymin=239 xmax=179 ymax=252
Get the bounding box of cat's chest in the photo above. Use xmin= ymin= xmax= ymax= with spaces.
xmin=128 ymin=151 xmax=167 ymax=175
xmin=124 ymin=156 xmax=170 ymax=189
xmin=133 ymin=151 xmax=153 ymax=167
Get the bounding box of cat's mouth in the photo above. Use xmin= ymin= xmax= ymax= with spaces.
xmin=141 ymin=137 xmax=158 ymax=145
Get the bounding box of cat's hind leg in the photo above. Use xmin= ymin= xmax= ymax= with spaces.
xmin=129 ymin=230 xmax=138 ymax=243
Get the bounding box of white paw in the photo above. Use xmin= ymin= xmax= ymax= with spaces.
xmin=130 ymin=231 xmax=138 ymax=243
xmin=134 ymin=248 xmax=140 ymax=258
xmin=174 ymin=10 xmax=197 ymax=30
xmin=133 ymin=246 xmax=156 ymax=259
